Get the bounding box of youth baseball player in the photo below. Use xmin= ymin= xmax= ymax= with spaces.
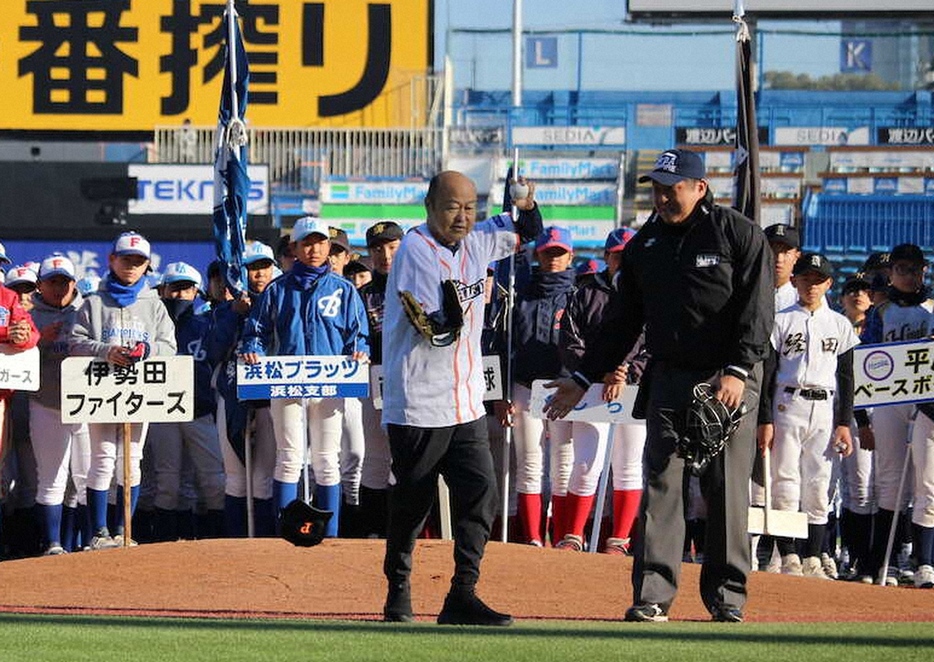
xmin=210 ymin=245 xmax=278 ymax=537
xmin=507 ymin=226 xmax=577 ymax=548
xmin=355 ymin=221 xmax=405 ymax=538
xmin=758 ymin=253 xmax=858 ymax=578
xmin=859 ymin=243 xmax=931 ymax=584
xmin=561 ymin=227 xmax=647 ymax=555
xmin=69 ymin=231 xmax=177 ymax=549
xmin=240 ymin=217 xmax=369 ymax=539
xmin=764 ymin=224 xmax=801 ymax=312
xmin=146 ymin=262 xmax=226 ymax=540
xmin=28 ymin=255 xmax=85 ymax=555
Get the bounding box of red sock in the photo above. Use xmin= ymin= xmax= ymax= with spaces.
xmin=516 ymin=492 xmax=543 ymax=545
xmin=612 ymin=489 xmax=643 ymax=540
xmin=563 ymin=493 xmax=596 ymax=540
xmin=550 ymin=494 xmax=568 ymax=543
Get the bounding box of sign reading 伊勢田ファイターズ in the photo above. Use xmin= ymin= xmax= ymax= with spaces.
xmin=0 ymin=0 xmax=429 ymax=134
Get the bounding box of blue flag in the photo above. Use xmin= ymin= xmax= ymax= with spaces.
xmin=213 ymin=2 xmax=250 ymax=297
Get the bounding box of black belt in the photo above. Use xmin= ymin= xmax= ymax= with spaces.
xmin=784 ymin=387 xmax=830 ymax=401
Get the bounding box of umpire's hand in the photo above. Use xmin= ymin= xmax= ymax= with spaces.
xmin=542 ymin=378 xmax=585 ymax=420
xmin=714 ymin=374 xmax=745 ymax=410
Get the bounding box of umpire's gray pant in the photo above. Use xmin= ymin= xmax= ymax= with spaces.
xmin=631 ymin=363 xmax=761 ymax=614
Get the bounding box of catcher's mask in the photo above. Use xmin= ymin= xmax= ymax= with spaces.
xmin=280 ymin=499 xmax=333 ymax=547
xmin=677 ymin=383 xmax=748 ymax=476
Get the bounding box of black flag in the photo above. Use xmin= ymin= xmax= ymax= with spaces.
xmin=733 ymin=5 xmax=760 ymax=224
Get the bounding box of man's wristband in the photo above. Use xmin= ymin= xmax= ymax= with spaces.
xmin=570 ymin=371 xmax=591 ymax=391
xmin=724 ymin=365 xmax=749 ymax=382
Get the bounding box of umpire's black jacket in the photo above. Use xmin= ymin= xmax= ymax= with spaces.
xmin=581 ymin=191 xmax=773 ymax=381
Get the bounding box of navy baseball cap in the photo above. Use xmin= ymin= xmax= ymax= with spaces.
xmin=535 ymin=226 xmax=573 ymax=253
xmin=889 ymin=243 xmax=926 ymax=265
xmin=638 ymin=149 xmax=706 ymax=186
xmin=842 ymin=276 xmax=870 ymax=296
xmin=605 ymin=227 xmax=636 ymax=253
xmin=366 ymin=221 xmax=404 ymax=247
xmin=861 ymin=251 xmax=891 ymax=272
xmin=575 ymin=258 xmax=605 ymax=276
xmin=764 ymin=224 xmax=800 ymax=250
xmin=793 ymin=252 xmax=833 ymax=280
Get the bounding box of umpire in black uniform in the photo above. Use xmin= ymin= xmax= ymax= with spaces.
xmin=546 ymin=149 xmax=773 ymax=622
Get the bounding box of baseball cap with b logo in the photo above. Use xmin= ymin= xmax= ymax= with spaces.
xmin=638 ymin=149 xmax=706 ymax=186
xmin=112 ymin=232 xmax=151 ymax=259
xmin=162 ymin=261 xmax=203 ymax=288
xmin=39 ymin=255 xmax=77 ymax=281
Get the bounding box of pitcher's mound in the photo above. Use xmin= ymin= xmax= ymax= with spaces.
xmin=0 ymin=539 xmax=927 ymax=622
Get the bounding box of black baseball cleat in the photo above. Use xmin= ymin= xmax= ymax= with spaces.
xmin=623 ymin=603 xmax=669 ymax=622
xmin=382 ymin=583 xmax=413 ymax=623
xmin=437 ymin=589 xmax=513 ymax=626
xmin=710 ymin=605 xmax=744 ymax=623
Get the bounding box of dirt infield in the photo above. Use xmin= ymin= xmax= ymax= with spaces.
xmin=0 ymin=539 xmax=929 ymax=622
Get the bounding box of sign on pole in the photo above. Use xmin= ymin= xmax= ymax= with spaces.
xmin=855 ymin=339 xmax=934 ymax=409
xmin=368 ymin=356 xmax=502 ymax=410
xmin=237 ymin=355 xmax=369 ymax=400
xmin=0 ymin=346 xmax=40 ymax=391
xmin=61 ymin=356 xmax=194 ymax=423
xmin=529 ymin=380 xmax=639 ymax=423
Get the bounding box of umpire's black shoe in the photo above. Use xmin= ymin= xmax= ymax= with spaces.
xmin=437 ymin=589 xmax=513 ymax=626
xmin=383 ymin=583 xmax=413 ymax=623
xmin=710 ymin=605 xmax=744 ymax=623
xmin=623 ymin=603 xmax=668 ymax=622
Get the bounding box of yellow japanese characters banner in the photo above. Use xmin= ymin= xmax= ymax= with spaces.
xmin=855 ymin=339 xmax=934 ymax=409
xmin=0 ymin=0 xmax=430 ymax=134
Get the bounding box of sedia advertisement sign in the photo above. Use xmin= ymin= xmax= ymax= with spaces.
xmin=0 ymin=0 xmax=430 ymax=136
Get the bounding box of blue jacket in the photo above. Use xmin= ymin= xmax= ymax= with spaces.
xmin=241 ymin=269 xmax=370 ymax=358
xmin=511 ymin=267 xmax=576 ymax=386
xmin=163 ymin=299 xmax=216 ymax=419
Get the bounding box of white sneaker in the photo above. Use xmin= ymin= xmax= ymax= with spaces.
xmin=914 ymin=564 xmax=934 ymax=589
xmin=879 ymin=567 xmax=899 ymax=587
xmin=781 ymin=553 xmax=804 ymax=576
xmin=89 ymin=532 xmax=119 ymax=550
xmin=820 ymin=552 xmax=839 ymax=580
xmin=43 ymin=544 xmax=66 ymax=556
xmin=113 ymin=534 xmax=139 ymax=548
xmin=802 ymin=556 xmax=831 ymax=579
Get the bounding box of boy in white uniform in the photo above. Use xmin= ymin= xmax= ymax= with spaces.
xmin=758 ymin=253 xmax=859 ymax=577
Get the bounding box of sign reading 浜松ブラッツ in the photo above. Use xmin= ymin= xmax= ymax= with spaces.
xmin=0 ymin=346 xmax=39 ymax=392
xmin=237 ymin=355 xmax=369 ymax=400
xmin=61 ymin=356 xmax=194 ymax=423
xmin=529 ymin=380 xmax=638 ymax=424
xmin=855 ymin=339 xmax=934 ymax=409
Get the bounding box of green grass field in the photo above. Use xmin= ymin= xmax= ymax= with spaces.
xmin=2 ymin=615 xmax=931 ymax=662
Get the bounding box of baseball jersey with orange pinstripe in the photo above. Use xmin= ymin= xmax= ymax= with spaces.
xmin=381 ymin=215 xmax=518 ymax=427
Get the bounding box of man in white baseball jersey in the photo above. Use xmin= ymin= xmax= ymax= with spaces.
xmin=381 ymin=171 xmax=542 ymax=626
xmin=758 ymin=253 xmax=858 ymax=578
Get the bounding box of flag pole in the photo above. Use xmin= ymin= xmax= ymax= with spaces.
xmin=732 ymin=0 xmax=761 ymax=225
xmin=499 ymin=149 xmax=520 ymax=543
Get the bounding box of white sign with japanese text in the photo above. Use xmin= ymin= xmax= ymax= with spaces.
xmin=855 ymin=339 xmax=934 ymax=409
xmin=0 ymin=345 xmax=39 ymax=391
xmin=236 ymin=355 xmax=369 ymax=400
xmin=61 ymin=357 xmax=194 ymax=424
xmin=529 ymin=380 xmax=638 ymax=423
xmin=368 ymin=356 xmax=503 ymax=410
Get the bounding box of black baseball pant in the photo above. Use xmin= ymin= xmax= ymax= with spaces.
xmin=383 ymin=418 xmax=498 ymax=590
